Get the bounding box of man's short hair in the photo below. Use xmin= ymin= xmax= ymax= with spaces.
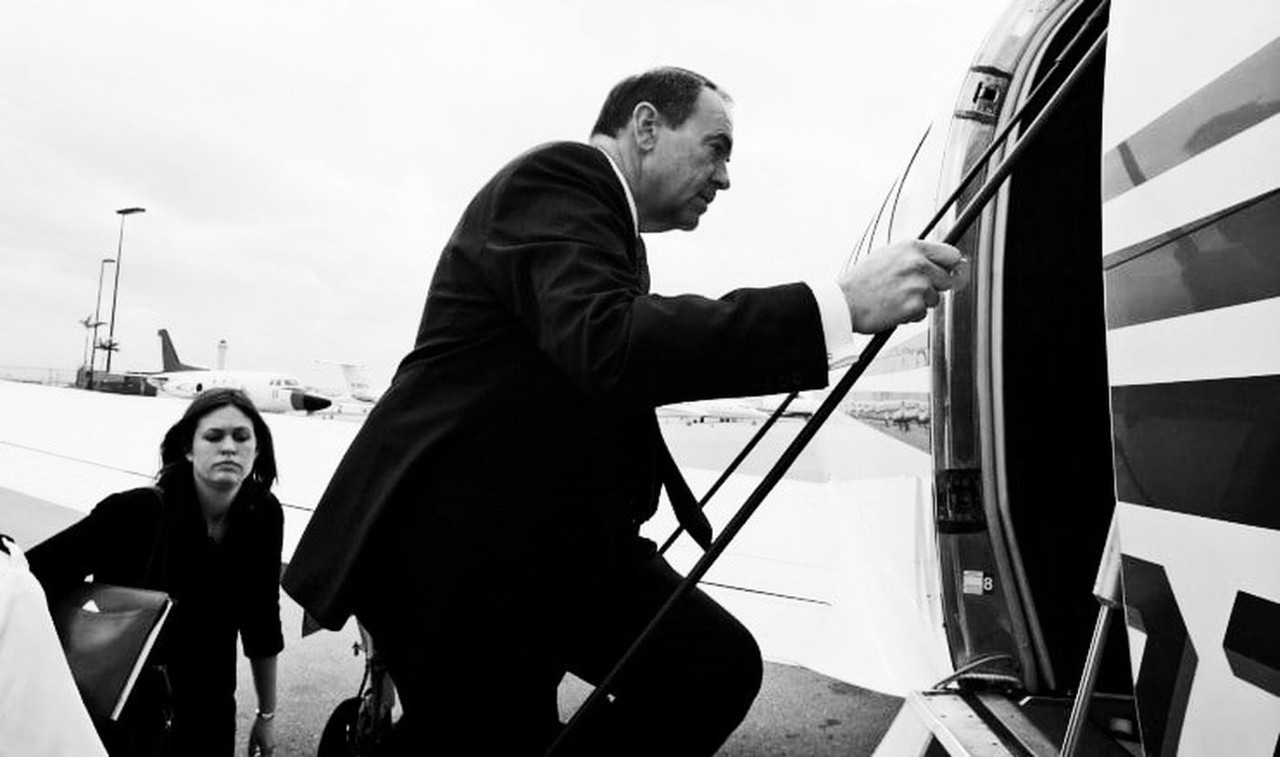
xmin=591 ymin=67 xmax=729 ymax=137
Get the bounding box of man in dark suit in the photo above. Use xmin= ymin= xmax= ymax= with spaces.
xmin=284 ymin=67 xmax=961 ymax=755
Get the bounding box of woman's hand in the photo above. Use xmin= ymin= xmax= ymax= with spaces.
xmin=248 ymin=711 xmax=277 ymax=756
xmin=248 ymin=655 xmax=279 ymax=756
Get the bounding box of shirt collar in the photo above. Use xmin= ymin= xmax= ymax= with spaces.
xmin=595 ymin=145 xmax=639 ymax=238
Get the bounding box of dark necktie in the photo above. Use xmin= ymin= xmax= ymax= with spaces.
xmin=653 ymin=425 xmax=714 ymax=551
xmin=634 ymin=237 xmax=710 ymax=549
xmin=633 ymin=235 xmax=650 ymax=294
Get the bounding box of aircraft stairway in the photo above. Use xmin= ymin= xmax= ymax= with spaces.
xmin=910 ymin=689 xmax=1137 ymax=757
xmin=911 ymin=517 xmax=1138 ymax=757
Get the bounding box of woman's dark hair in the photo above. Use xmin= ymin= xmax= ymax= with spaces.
xmin=591 ymin=66 xmax=729 ymax=138
xmin=158 ymin=387 xmax=278 ymax=490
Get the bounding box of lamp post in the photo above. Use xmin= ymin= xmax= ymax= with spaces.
xmin=104 ymin=207 xmax=145 ymax=374
xmin=80 ymin=316 xmax=96 ymax=370
xmin=87 ymin=257 xmax=116 ymax=388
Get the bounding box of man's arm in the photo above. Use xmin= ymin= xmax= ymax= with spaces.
xmin=475 ymin=145 xmax=829 ymax=407
xmin=472 ymin=145 xmax=964 ymax=407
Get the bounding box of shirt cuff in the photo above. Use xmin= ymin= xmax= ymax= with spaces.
xmin=805 ymin=279 xmax=860 ymax=369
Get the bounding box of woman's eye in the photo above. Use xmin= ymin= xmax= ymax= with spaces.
xmin=205 ymin=431 xmax=224 ymax=442
xmin=233 ymin=430 xmax=253 ymax=443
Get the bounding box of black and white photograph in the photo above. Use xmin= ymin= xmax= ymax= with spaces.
xmin=2 ymin=0 xmax=1278 ymax=754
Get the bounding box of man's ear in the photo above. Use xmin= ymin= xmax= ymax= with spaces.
xmin=631 ymin=101 xmax=661 ymax=151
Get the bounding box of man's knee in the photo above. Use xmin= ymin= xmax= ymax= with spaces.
xmin=658 ymin=622 xmax=761 ymax=754
xmin=719 ymin=625 xmax=763 ymax=718
xmin=669 ymin=613 xmax=762 ymax=715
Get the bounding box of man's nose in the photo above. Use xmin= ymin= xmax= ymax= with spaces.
xmin=712 ymin=162 xmax=730 ymax=190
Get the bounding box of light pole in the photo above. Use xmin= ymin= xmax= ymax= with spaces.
xmin=104 ymin=207 xmax=145 ymax=374
xmin=80 ymin=316 xmax=96 ymax=370
xmin=87 ymin=257 xmax=116 ymax=387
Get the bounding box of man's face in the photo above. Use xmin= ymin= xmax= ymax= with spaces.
xmin=639 ymin=87 xmax=733 ymax=232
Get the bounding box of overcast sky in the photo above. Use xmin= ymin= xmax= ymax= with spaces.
xmin=1 ymin=0 xmax=1007 ymax=391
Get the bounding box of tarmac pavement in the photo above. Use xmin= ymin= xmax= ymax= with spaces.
xmin=241 ymin=595 xmax=904 ymax=756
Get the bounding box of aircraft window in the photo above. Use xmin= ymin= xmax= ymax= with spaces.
xmin=845 ymin=144 xmax=912 ymax=272
xmin=885 ymin=126 xmax=931 ymax=240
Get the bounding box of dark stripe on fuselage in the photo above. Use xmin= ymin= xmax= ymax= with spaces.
xmin=1121 ymin=556 xmax=1197 ymax=757
xmin=1101 ymin=36 xmax=1280 ymax=201
xmin=1102 ymin=188 xmax=1280 ymax=330
xmin=1223 ymin=591 xmax=1280 ymax=699
xmin=1111 ymin=375 xmax=1280 ymax=531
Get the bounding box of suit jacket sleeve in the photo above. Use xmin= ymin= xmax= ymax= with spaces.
xmin=470 ymin=143 xmax=828 ymax=408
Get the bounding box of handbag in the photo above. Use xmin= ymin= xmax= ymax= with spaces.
xmin=47 ymin=581 xmax=173 ymax=722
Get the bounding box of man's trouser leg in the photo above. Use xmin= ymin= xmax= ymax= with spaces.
xmin=357 ymin=585 xmax=564 ymax=756
xmin=561 ymin=550 xmax=764 ymax=757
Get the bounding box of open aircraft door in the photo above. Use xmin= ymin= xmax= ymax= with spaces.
xmin=875 ymin=0 xmax=1280 ymax=754
xmin=862 ymin=0 xmax=1134 ymax=751
xmin=1097 ymin=1 xmax=1280 ymax=755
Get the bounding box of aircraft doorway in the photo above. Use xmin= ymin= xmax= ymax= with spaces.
xmin=992 ymin=8 xmax=1132 ymax=698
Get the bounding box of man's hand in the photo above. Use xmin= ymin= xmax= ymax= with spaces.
xmin=838 ymin=240 xmax=968 ymax=333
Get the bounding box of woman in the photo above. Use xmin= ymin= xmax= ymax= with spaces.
xmin=30 ymin=388 xmax=284 ymax=756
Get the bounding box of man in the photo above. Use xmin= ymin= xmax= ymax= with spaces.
xmin=284 ymin=67 xmax=962 ymax=755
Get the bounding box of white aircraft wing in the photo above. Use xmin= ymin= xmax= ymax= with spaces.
xmin=0 ymin=379 xmax=948 ymax=696
xmin=649 ymin=415 xmax=951 ymax=696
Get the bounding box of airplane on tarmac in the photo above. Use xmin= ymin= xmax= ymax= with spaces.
xmin=657 ymin=398 xmax=770 ymax=424
xmin=324 ymin=361 xmax=384 ymax=405
xmin=144 ymin=329 xmax=332 ymax=414
xmin=310 ymin=361 xmax=385 ymax=419
xmin=0 ymin=1 xmax=1275 ymax=754
xmin=756 ymin=390 xmax=826 ymax=419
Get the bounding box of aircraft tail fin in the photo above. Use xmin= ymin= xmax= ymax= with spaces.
xmin=157 ymin=329 xmax=201 ymax=372
xmin=339 ymin=363 xmax=378 ymax=403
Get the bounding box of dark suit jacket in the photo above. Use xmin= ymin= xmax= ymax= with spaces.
xmin=283 ymin=141 xmax=829 ymax=630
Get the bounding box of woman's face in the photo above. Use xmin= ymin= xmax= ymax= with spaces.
xmin=186 ymin=405 xmax=259 ymax=492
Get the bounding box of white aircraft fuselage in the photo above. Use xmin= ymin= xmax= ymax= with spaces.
xmin=143 ymin=328 xmax=332 ymax=414
xmin=859 ymin=0 xmax=1280 ymax=754
xmin=147 ymin=370 xmax=332 ymax=414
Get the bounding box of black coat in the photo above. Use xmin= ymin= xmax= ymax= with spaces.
xmin=28 ymin=480 xmax=284 ymax=754
xmin=283 ymin=141 xmax=828 ymax=629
